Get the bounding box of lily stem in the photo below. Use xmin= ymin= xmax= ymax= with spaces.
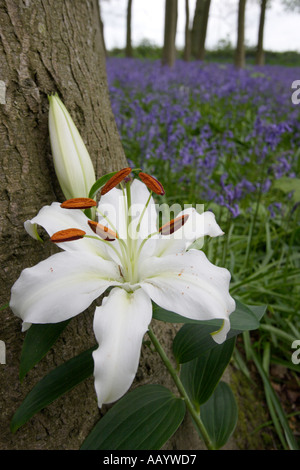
xmin=147 ymin=326 xmax=215 ymax=450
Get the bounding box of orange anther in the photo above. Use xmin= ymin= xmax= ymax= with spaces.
xmin=159 ymin=214 xmax=189 ymax=236
xmin=138 ymin=172 xmax=165 ymax=195
xmin=51 ymin=228 xmax=86 ymax=243
xmin=101 ymin=168 xmax=132 ymax=195
xmin=60 ymin=198 xmax=97 ymax=209
xmin=88 ymin=220 xmax=118 ymax=241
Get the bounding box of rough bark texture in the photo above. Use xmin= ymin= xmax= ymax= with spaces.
xmin=234 ymin=0 xmax=247 ymax=69
xmin=255 ymin=0 xmax=267 ymax=66
xmin=162 ymin=0 xmax=178 ymax=67
xmin=99 ymin=1 xmax=107 ymax=57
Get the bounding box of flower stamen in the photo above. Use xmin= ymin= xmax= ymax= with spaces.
xmin=88 ymin=220 xmax=118 ymax=241
xmin=159 ymin=214 xmax=189 ymax=235
xmin=51 ymin=228 xmax=86 ymax=243
xmin=60 ymin=198 xmax=97 ymax=209
xmin=101 ymin=168 xmax=132 ymax=195
xmin=138 ymin=172 xmax=165 ymax=196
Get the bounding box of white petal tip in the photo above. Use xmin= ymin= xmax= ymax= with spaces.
xmin=24 ymin=220 xmax=43 ymax=242
xmin=21 ymin=322 xmax=32 ymax=332
xmin=210 ymin=319 xmax=230 ymax=344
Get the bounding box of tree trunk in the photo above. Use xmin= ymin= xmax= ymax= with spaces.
xmin=255 ymin=0 xmax=267 ymax=66
xmin=98 ymin=0 xmax=107 ymax=57
xmin=183 ymin=0 xmax=191 ymax=62
xmin=234 ymin=0 xmax=247 ymax=69
xmin=196 ymin=0 xmax=211 ymax=60
xmin=162 ymin=0 xmax=178 ymax=67
xmin=191 ymin=0 xmax=204 ymax=57
xmin=125 ymin=0 xmax=133 ymax=58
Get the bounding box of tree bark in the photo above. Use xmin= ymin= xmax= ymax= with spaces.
xmin=255 ymin=0 xmax=267 ymax=66
xmin=191 ymin=0 xmax=204 ymax=57
xmin=0 ymin=0 xmax=128 ymax=450
xmin=98 ymin=0 xmax=107 ymax=57
xmin=196 ymin=0 xmax=211 ymax=60
xmin=183 ymin=0 xmax=191 ymax=61
xmin=162 ymin=0 xmax=178 ymax=67
xmin=125 ymin=0 xmax=133 ymax=58
xmin=234 ymin=0 xmax=247 ymax=69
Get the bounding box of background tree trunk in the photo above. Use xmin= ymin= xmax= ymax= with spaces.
xmin=125 ymin=0 xmax=133 ymax=58
xmin=196 ymin=0 xmax=211 ymax=60
xmin=234 ymin=0 xmax=247 ymax=68
xmin=255 ymin=0 xmax=267 ymax=66
xmin=191 ymin=0 xmax=204 ymax=57
xmin=183 ymin=0 xmax=191 ymax=62
xmin=162 ymin=0 xmax=178 ymax=67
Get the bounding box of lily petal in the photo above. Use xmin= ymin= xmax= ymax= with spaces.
xmin=161 ymin=208 xmax=224 ymax=249
xmin=97 ymin=187 xmax=127 ymax=238
xmin=97 ymin=180 xmax=157 ymax=240
xmin=24 ymin=202 xmax=110 ymax=258
xmin=140 ymin=249 xmax=235 ymax=343
xmin=93 ymin=287 xmax=152 ymax=407
xmin=129 ymin=179 xmax=158 ymax=239
xmin=10 ymin=251 xmax=121 ymax=327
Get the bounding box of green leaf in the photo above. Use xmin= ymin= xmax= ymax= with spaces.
xmin=199 ymin=381 xmax=238 ymax=449
xmin=172 ymin=302 xmax=266 ymax=364
xmin=153 ymin=299 xmax=265 ymax=332
xmin=88 ymin=171 xmax=118 ymax=200
xmin=231 ymin=300 xmax=266 ymax=329
xmin=181 ymin=337 xmax=235 ymax=406
xmin=11 ymin=346 xmax=96 ymax=433
xmin=245 ymin=304 xmax=267 ymax=323
xmin=81 ymin=385 xmax=186 ymax=450
xmin=19 ymin=320 xmax=70 ymax=381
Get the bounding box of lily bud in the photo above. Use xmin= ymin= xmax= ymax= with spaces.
xmin=51 ymin=228 xmax=86 ymax=243
xmin=48 ymin=94 xmax=96 ymax=199
xmin=88 ymin=220 xmax=118 ymax=241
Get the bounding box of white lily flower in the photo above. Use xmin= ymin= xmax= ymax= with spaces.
xmin=10 ymin=173 xmax=235 ymax=408
xmin=48 ymin=94 xmax=96 ymax=199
